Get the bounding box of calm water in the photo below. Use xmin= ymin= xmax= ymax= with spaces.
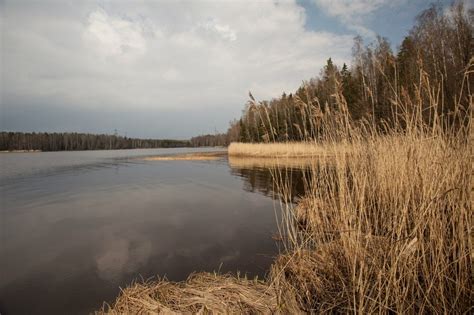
xmin=0 ymin=148 xmax=304 ymax=314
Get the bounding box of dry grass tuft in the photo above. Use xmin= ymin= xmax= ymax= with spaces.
xmin=97 ymin=273 xmax=277 ymax=314
xmin=101 ymin=116 xmax=472 ymax=314
xmin=271 ymin=235 xmax=391 ymax=313
xmin=228 ymin=142 xmax=352 ymax=158
xmin=100 ymin=57 xmax=473 ymax=315
xmin=143 ymin=151 xmax=227 ymax=161
xmin=271 ymin=132 xmax=472 ymax=313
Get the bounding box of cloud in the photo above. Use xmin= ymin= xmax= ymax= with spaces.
xmin=198 ymin=18 xmax=237 ymax=42
xmin=84 ymin=9 xmax=147 ymax=59
xmin=313 ymin=0 xmax=405 ymax=37
xmin=2 ymin=0 xmax=353 ymax=137
xmin=95 ymin=231 xmax=152 ymax=281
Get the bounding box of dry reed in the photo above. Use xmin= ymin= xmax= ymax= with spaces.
xmin=98 ymin=273 xmax=277 ymax=314
xmin=100 ymin=59 xmax=473 ymax=314
xmin=228 ymin=142 xmax=352 ymax=158
xmin=143 ymin=151 xmax=227 ymax=161
xmin=271 ymin=133 xmax=472 ymax=312
xmin=267 ymin=58 xmax=473 ymax=312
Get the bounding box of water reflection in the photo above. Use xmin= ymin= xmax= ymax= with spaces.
xmin=95 ymin=231 xmax=153 ymax=282
xmin=228 ymin=155 xmax=309 ymax=202
xmin=0 ymin=150 xmax=280 ymax=315
xmin=228 ymin=155 xmax=317 ymax=169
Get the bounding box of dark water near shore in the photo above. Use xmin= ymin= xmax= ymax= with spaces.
xmin=0 ymin=148 xmax=304 ymax=314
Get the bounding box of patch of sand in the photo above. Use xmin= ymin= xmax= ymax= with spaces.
xmin=143 ymin=151 xmax=227 ymax=161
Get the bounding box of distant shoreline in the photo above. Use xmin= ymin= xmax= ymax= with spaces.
xmin=143 ymin=151 xmax=227 ymax=161
xmin=0 ymin=150 xmax=42 ymax=153
xmin=0 ymin=147 xmax=225 ymax=153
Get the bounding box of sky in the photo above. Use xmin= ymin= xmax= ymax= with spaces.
xmin=0 ymin=0 xmax=455 ymax=139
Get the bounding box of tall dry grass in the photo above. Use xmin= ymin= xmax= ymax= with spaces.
xmin=270 ymin=134 xmax=471 ymax=312
xmin=228 ymin=142 xmax=352 ymax=158
xmin=265 ymin=59 xmax=473 ymax=313
xmin=100 ymin=273 xmax=277 ymax=314
xmin=100 ymin=60 xmax=473 ymax=314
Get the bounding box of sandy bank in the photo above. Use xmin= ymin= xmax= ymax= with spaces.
xmin=143 ymin=151 xmax=227 ymax=161
xmin=0 ymin=150 xmax=42 ymax=153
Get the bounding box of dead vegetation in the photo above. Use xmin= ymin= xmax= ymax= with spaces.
xmin=143 ymin=151 xmax=227 ymax=161
xmin=101 ymin=70 xmax=472 ymax=314
xmin=271 ymin=133 xmax=472 ymax=313
xmin=228 ymin=142 xmax=352 ymax=158
xmin=99 ymin=12 xmax=473 ymax=313
xmin=98 ymin=273 xmax=277 ymax=314
xmin=101 ymin=107 xmax=472 ymax=314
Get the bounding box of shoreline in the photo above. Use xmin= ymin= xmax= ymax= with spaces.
xmin=0 ymin=147 xmax=225 ymax=154
xmin=0 ymin=150 xmax=42 ymax=153
xmin=142 ymin=151 xmax=227 ymax=161
xmin=99 ymin=135 xmax=471 ymax=313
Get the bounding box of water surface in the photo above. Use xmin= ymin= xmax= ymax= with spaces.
xmin=0 ymin=148 xmax=302 ymax=314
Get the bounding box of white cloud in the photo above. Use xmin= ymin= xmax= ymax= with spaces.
xmin=162 ymin=68 xmax=180 ymax=81
xmin=84 ymin=8 xmax=148 ymax=60
xmin=2 ymin=0 xmax=354 ymax=136
xmin=198 ymin=18 xmax=237 ymax=41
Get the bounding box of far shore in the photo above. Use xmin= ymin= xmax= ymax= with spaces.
xmin=0 ymin=150 xmax=42 ymax=153
xmin=0 ymin=147 xmax=227 ymax=154
xmin=143 ymin=151 xmax=228 ymax=161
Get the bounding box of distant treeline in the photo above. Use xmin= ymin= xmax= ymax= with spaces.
xmin=194 ymin=2 xmax=471 ymax=144
xmin=0 ymin=132 xmax=191 ymax=151
xmin=190 ymin=134 xmax=227 ymax=147
xmin=189 ymin=125 xmax=240 ymax=147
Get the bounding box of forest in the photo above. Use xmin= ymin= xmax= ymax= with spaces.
xmin=103 ymin=2 xmax=473 ymax=313
xmin=189 ymin=127 xmax=237 ymax=147
xmin=0 ymin=132 xmax=190 ymax=151
xmin=213 ymin=2 xmax=472 ymax=143
xmin=2 ymin=4 xmax=471 ymax=151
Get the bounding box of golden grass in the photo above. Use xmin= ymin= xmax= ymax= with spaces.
xmin=100 ymin=136 xmax=472 ymax=314
xmin=100 ymin=60 xmax=473 ymax=314
xmin=228 ymin=142 xmax=352 ymax=158
xmin=102 ymin=131 xmax=472 ymax=313
xmin=143 ymin=151 xmax=227 ymax=161
xmin=271 ymin=133 xmax=472 ymax=312
xmin=103 ymin=131 xmax=471 ymax=313
xmin=97 ymin=273 xmax=277 ymax=314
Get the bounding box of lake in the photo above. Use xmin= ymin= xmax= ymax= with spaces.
xmin=0 ymin=148 xmax=305 ymax=314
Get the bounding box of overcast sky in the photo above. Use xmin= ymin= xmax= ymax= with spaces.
xmin=1 ymin=0 xmax=453 ymax=139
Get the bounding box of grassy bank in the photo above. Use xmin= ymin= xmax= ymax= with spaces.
xmin=99 ymin=56 xmax=473 ymax=315
xmin=228 ymin=142 xmax=350 ymax=158
xmin=99 ymin=130 xmax=472 ymax=313
xmin=99 ymin=273 xmax=277 ymax=313
xmin=143 ymin=151 xmax=227 ymax=161
xmin=271 ymin=133 xmax=471 ymax=312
